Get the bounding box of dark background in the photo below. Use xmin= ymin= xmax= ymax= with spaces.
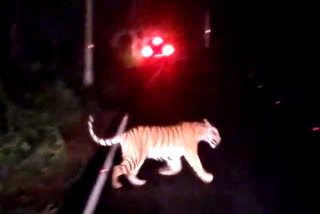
xmin=2 ymin=0 xmax=316 ymax=213
xmin=61 ymin=1 xmax=314 ymax=214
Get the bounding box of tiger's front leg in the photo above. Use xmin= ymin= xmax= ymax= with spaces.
xmin=184 ymin=152 xmax=214 ymax=183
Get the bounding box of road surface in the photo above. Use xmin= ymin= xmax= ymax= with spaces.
xmin=57 ymin=61 xmax=311 ymax=214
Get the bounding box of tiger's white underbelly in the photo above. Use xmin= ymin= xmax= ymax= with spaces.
xmin=147 ymin=146 xmax=184 ymax=161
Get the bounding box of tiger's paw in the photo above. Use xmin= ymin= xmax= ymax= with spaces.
xmin=128 ymin=175 xmax=147 ymax=186
xmin=201 ymin=173 xmax=214 ymax=183
xmin=159 ymin=167 xmax=172 ymax=175
xmin=133 ymin=179 xmax=146 ymax=186
xmin=159 ymin=167 xmax=180 ymax=176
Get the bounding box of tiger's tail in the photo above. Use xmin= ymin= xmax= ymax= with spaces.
xmin=88 ymin=115 xmax=122 ymax=146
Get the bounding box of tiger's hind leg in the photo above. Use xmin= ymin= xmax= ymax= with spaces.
xmin=126 ymin=159 xmax=146 ymax=186
xmin=184 ymin=152 xmax=214 ymax=183
xmin=112 ymin=165 xmax=125 ymax=189
xmin=159 ymin=158 xmax=182 ymax=176
xmin=112 ymin=156 xmax=146 ymax=189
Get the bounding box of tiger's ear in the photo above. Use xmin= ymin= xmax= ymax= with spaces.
xmin=203 ymin=118 xmax=211 ymax=126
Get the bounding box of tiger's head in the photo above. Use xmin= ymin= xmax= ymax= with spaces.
xmin=201 ymin=118 xmax=221 ymax=149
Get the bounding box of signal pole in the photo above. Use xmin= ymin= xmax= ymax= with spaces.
xmin=84 ymin=0 xmax=94 ymax=87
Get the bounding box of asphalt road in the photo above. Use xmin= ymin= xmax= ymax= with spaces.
xmin=57 ymin=57 xmax=313 ymax=214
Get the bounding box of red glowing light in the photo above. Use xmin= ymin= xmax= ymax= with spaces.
xmin=141 ymin=46 xmax=153 ymax=57
xmin=152 ymin=37 xmax=163 ymax=45
xmin=162 ymin=44 xmax=175 ymax=56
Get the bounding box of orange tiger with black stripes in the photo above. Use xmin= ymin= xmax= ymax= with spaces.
xmin=88 ymin=116 xmax=221 ymax=189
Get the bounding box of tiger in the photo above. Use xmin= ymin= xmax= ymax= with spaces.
xmin=88 ymin=116 xmax=221 ymax=189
